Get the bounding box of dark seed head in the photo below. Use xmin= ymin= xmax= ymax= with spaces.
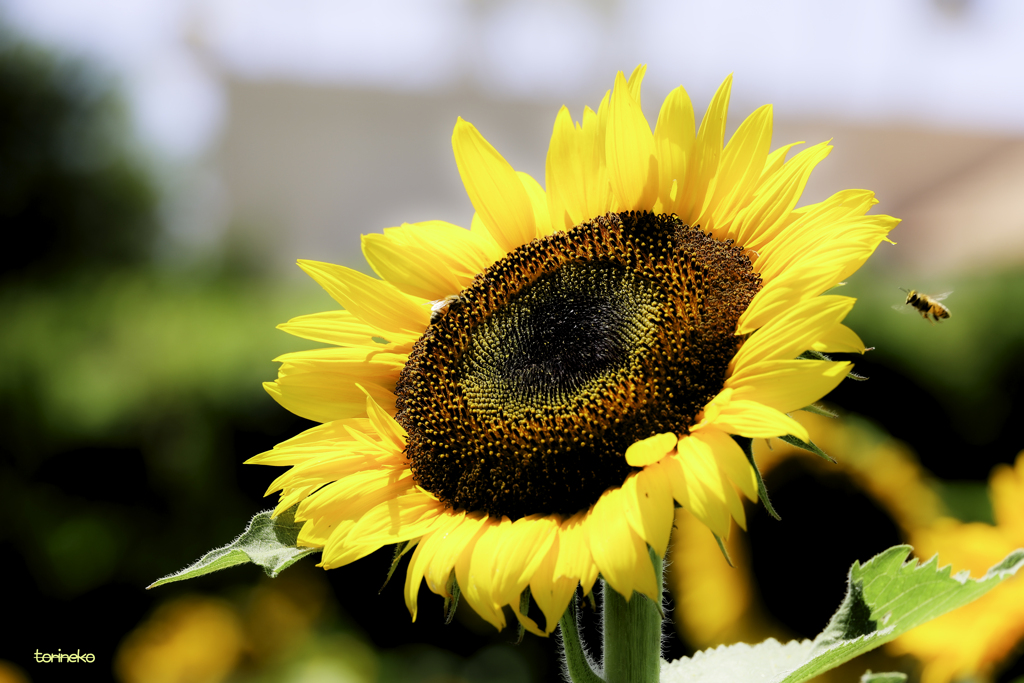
xmin=395 ymin=211 xmax=761 ymax=519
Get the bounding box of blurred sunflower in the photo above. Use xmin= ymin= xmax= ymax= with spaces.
xmin=250 ymin=66 xmax=897 ymax=635
xmin=668 ymin=415 xmax=1024 ymax=682
xmin=669 ymin=412 xmax=946 ymax=651
xmin=888 ymin=452 xmax=1024 ymax=683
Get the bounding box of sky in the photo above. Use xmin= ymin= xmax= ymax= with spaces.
xmin=2 ymin=0 xmax=1023 ymax=160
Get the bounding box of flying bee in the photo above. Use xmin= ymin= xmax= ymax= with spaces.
xmin=897 ymin=288 xmax=951 ymax=324
xmin=427 ymin=294 xmax=464 ymax=324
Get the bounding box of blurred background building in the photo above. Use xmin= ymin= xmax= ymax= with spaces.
xmin=1 ymin=1 xmax=1023 ymax=682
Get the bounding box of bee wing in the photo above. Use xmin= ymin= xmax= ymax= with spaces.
xmin=891 ymin=302 xmax=912 ymax=314
xmin=932 ymin=291 xmax=953 ymax=302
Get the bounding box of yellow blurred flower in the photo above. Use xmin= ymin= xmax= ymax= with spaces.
xmin=668 ymin=415 xmax=1024 ymax=682
xmin=115 ymin=596 xmax=244 ymax=683
xmin=888 ymin=452 xmax=1024 ymax=683
xmin=0 ymin=660 xmax=30 ymax=683
xmin=668 ymin=412 xmax=941 ymax=648
xmin=118 ymin=571 xmax=376 ymax=683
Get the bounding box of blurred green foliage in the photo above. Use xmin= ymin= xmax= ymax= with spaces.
xmin=0 ymin=30 xmax=158 ymax=280
xmin=842 ymin=263 xmax=1024 ymax=449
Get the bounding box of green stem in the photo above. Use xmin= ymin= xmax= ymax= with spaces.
xmin=558 ymin=594 xmax=604 ymax=683
xmin=601 ymin=547 xmax=663 ymax=683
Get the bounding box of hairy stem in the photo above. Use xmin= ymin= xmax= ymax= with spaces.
xmin=558 ymin=593 xmax=604 ymax=683
xmin=601 ymin=547 xmax=663 ymax=683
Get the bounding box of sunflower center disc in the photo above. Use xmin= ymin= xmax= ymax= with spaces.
xmin=395 ymin=211 xmax=761 ymax=519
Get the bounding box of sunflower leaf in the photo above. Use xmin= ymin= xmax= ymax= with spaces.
xmin=380 ymin=540 xmax=412 ymax=593
xmin=443 ymin=572 xmax=461 ymax=625
xmin=776 ymin=546 xmax=1024 ymax=682
xmin=798 ymin=403 xmax=838 ymax=418
xmin=778 ymin=434 xmax=836 ymax=464
xmin=798 ymin=350 xmax=867 ymax=381
xmin=735 ymin=436 xmax=781 ymax=520
xmin=147 ymin=505 xmax=319 ymax=588
xmin=516 ymin=587 xmax=532 ymax=644
xmin=660 ymin=545 xmax=1024 ymax=683
xmin=712 ymin=532 xmax=735 ymax=567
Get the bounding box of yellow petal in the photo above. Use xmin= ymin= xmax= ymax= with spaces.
xmin=719 ymin=469 xmax=747 ymax=533
xmin=545 ymin=106 xmax=586 ymax=230
xmin=696 ymin=427 xmax=758 ymax=502
xmin=530 ymin=531 xmax=578 ymax=633
xmin=383 ymin=220 xmax=499 ymax=287
xmin=706 ymin=397 xmax=810 ymax=442
xmin=404 ymin=537 xmax=430 ymax=621
xmin=264 ymin=377 xmax=396 ymax=424
xmin=811 ymin=323 xmax=866 ymax=354
xmin=586 ymin=486 xmax=657 ymax=601
xmin=606 ymin=71 xmax=658 ymax=211
xmin=277 ymin=310 xmax=402 ymax=349
xmin=731 ymin=295 xmax=857 ymax=369
xmin=247 ymin=438 xmax=364 ymax=468
xmin=991 ymin=454 xmax=1024 ymax=530
xmin=452 ymin=117 xmax=536 ymax=252
xmin=274 ymin=483 xmax=319 ymax=518
xmin=492 ymin=514 xmax=559 ymax=607
xmin=298 ymin=260 xmax=429 ymax=337
xmin=273 ymin=346 xmax=406 ymax=379
xmin=405 ymin=511 xmax=472 ymax=620
xmin=737 ymin=225 xmax=895 ymax=335
xmin=656 ymin=452 xmax=690 ymax=509
xmin=732 ymin=141 xmax=832 ymax=250
xmin=658 ymin=451 xmax=730 ymax=539
xmin=247 ymin=417 xmax=373 ymax=462
xmin=361 ymin=232 xmax=464 ymax=301
xmin=518 ymin=171 xmax=555 ymax=238
xmin=300 ymin=471 xmax=416 ymax=554
xmin=357 ymin=383 xmax=407 ymax=453
xmin=676 ymin=433 xmax=728 ymax=506
xmin=582 ymin=98 xmax=615 ymax=219
xmin=699 ymin=104 xmax=773 ymax=234
xmin=322 ymin=489 xmax=445 ymax=567
xmin=654 ymin=85 xmax=696 ymax=216
xmin=262 ymin=440 xmax=397 ymax=495
xmin=295 ymin=501 xmax=335 ymax=547
xmin=298 ymin=468 xmax=412 ymax=524
xmin=756 ymin=141 xmax=802 ymax=185
xmin=756 ymin=190 xmax=877 ymax=269
xmin=422 ymin=512 xmax=487 ymax=596
xmin=676 ymin=74 xmax=732 ymax=225
xmin=626 ymin=64 xmax=646 ymax=101
xmin=511 ymin=602 xmax=547 ymax=638
xmin=554 ymin=511 xmax=599 ymax=595
xmin=624 ymin=431 xmax=677 ymax=466
xmin=758 ymin=213 xmax=897 ymax=285
xmin=622 ymin=468 xmax=675 ymax=557
xmin=456 ymin=517 xmax=511 ymax=630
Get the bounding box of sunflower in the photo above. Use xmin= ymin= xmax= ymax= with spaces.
xmin=250 ymin=66 xmax=897 ymax=635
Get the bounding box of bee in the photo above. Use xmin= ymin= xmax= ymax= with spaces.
xmin=427 ymin=294 xmax=464 ymax=324
xmin=898 ymin=288 xmax=951 ymax=324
